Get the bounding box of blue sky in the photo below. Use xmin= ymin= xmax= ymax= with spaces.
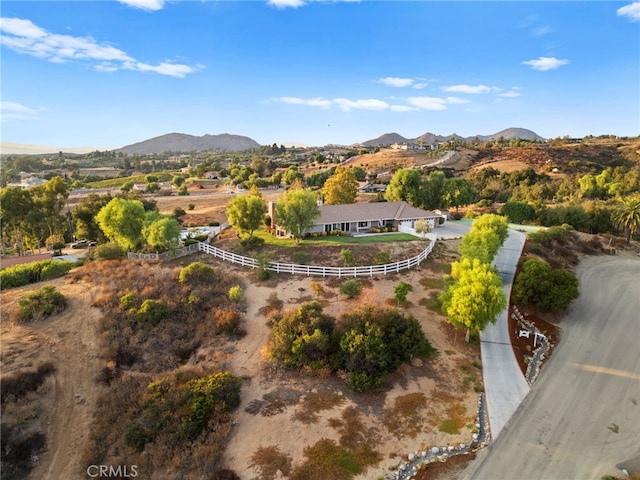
xmin=1 ymin=1 xmax=639 ymax=150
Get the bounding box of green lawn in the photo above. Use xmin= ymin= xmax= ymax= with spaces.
xmin=453 ymin=218 xmax=544 ymax=233
xmin=85 ymin=171 xmax=176 ymax=188
xmin=253 ymin=229 xmax=420 ymax=247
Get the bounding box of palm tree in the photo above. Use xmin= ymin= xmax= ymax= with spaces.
xmin=611 ymin=195 xmax=640 ymax=244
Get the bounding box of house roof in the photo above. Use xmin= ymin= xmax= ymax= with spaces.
xmin=315 ymin=201 xmax=439 ymax=225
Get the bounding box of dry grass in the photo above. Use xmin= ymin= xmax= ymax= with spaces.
xmin=292 ymin=391 xmax=346 ymax=424
xmin=382 ymin=392 xmax=428 ymax=439
xmin=245 ymin=389 xmax=302 ymax=417
xmin=289 ymin=407 xmax=381 ymax=480
xmin=249 ymin=445 xmax=293 ymax=480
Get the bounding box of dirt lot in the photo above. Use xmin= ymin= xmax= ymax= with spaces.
xmin=1 ymin=237 xmax=487 ymax=480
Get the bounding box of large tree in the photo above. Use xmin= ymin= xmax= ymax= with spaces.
xmin=72 ymin=193 xmax=112 ymax=241
xmin=384 ymin=168 xmax=424 ymax=207
xmin=95 ymin=197 xmax=146 ymax=250
xmin=226 ymin=192 xmax=268 ymax=239
xmin=443 ymin=178 xmax=474 ymax=213
xmin=439 ymin=257 xmax=506 ymax=342
xmin=274 ymin=188 xmax=319 ymax=244
xmin=0 ymin=187 xmax=35 ymax=255
xmin=611 ymin=195 xmax=640 ymax=244
xmin=471 ymin=213 xmax=509 ymax=245
xmin=423 ymin=170 xmax=447 ymax=210
xmin=458 ymin=229 xmax=501 ymax=264
xmin=322 ymin=166 xmax=358 ymax=205
xmin=142 ymin=216 xmax=182 ymax=252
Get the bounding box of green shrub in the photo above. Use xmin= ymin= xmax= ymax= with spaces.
xmin=373 ymin=251 xmax=390 ymax=265
xmin=18 ymin=285 xmax=67 ymax=322
xmin=133 ymin=371 xmax=241 ymax=447
xmin=513 ymin=258 xmax=579 ymax=311
xmin=119 ymin=292 xmax=137 ymax=308
xmin=267 ymin=302 xmax=336 ymax=369
xmin=292 ymin=251 xmax=312 ymax=265
xmin=187 ymin=203 xmax=195 ymax=210
xmin=500 ymin=201 xmax=534 ymax=224
xmin=94 ymin=242 xmax=126 ymax=260
xmin=136 ymin=299 xmax=169 ymax=326
xmin=339 ymin=305 xmax=436 ymax=392
xmin=124 ymin=423 xmax=150 ymax=451
xmin=256 ymin=268 xmax=271 ymax=281
xmin=1 ymin=260 xmax=73 ymax=289
xmin=340 ymin=249 xmax=354 ymax=266
xmin=527 ymin=224 xmax=573 ymax=245
xmin=340 ymin=279 xmax=362 ymax=299
xmin=179 ymin=262 xmax=215 ymax=283
xmin=183 ymin=234 xmax=209 ymax=246
xmin=239 ymin=236 xmax=265 ymax=248
xmin=228 ymin=285 xmax=244 ymax=303
xmin=394 ymin=281 xmax=413 ymax=305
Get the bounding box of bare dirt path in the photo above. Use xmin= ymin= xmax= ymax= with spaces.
xmin=1 ymin=279 xmax=104 ymax=480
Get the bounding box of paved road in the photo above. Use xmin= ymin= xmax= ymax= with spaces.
xmin=437 ymin=223 xmax=531 ymax=440
xmin=462 ymin=254 xmax=640 ymax=480
xmin=481 ymin=230 xmax=530 ymax=439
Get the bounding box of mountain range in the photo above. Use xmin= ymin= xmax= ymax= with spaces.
xmin=359 ymin=128 xmax=544 ymax=147
xmin=1 ymin=127 xmax=544 ymax=155
xmin=114 ymin=127 xmax=543 ymax=154
xmin=113 ymin=133 xmax=261 ymax=154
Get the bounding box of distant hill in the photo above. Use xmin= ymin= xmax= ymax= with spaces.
xmin=360 ymin=133 xmax=410 ymax=147
xmin=113 ymin=133 xmax=261 ymax=154
xmin=360 ymin=127 xmax=543 ymax=146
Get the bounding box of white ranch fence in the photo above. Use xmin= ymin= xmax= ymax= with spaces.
xmin=196 ymin=240 xmax=435 ymax=277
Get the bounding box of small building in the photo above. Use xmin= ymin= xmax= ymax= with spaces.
xmin=269 ymin=200 xmax=443 ymax=237
xmin=358 ymin=182 xmax=387 ymax=193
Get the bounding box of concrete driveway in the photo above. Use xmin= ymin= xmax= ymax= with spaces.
xmin=434 ymin=220 xmax=471 ymax=239
xmin=462 ymin=254 xmax=640 ymax=480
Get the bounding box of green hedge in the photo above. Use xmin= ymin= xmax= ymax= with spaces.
xmin=1 ymin=260 xmax=74 ymax=290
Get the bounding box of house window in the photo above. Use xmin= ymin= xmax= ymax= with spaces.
xmin=358 ymin=221 xmax=368 ymax=228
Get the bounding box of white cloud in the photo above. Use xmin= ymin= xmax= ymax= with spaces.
xmin=0 ymin=17 xmax=46 ymax=38
xmin=276 ymin=96 xmax=388 ymax=111
xmin=0 ymin=17 xmax=198 ymax=77
xmin=378 ymin=76 xmax=428 ymax=89
xmin=441 ymin=84 xmax=494 ymax=94
xmin=267 ymin=0 xmax=307 ymax=8
xmin=379 ymin=77 xmax=414 ymax=88
xmin=267 ymin=0 xmax=360 ymax=8
xmin=522 ymin=56 xmax=569 ymax=71
xmin=533 ymin=25 xmax=552 ymax=36
xmin=118 ymin=0 xmax=165 ymax=11
xmin=279 ymin=97 xmax=332 ymax=108
xmin=390 ymin=105 xmax=417 ymax=112
xmin=277 ymin=92 xmax=470 ymax=112
xmin=617 ymin=2 xmax=640 ymax=21
xmin=0 ymin=101 xmax=42 ymax=120
xmin=334 ymin=98 xmax=389 ymax=111
xmin=445 ymin=96 xmax=470 ymax=104
xmin=498 ymin=88 xmax=522 ymax=98
xmin=407 ymin=96 xmax=448 ymax=111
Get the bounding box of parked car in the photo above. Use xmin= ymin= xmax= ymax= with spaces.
xmin=71 ymin=240 xmax=96 ymax=249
